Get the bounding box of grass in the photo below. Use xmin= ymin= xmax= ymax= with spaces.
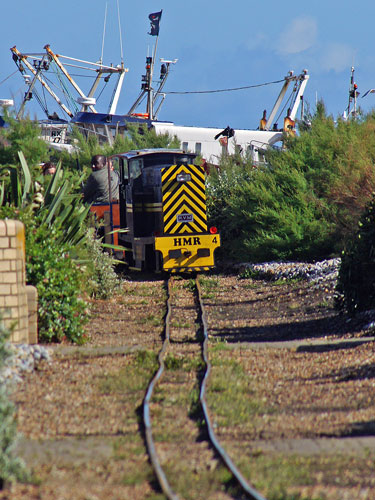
xmin=204 ymin=347 xmax=375 ymax=499
xmin=163 ymin=353 xmax=204 ymax=372
xmin=242 ymin=281 xmax=261 ymax=289
xmin=139 ymin=313 xmax=164 ymax=327
xmin=136 ymin=284 xmax=163 ymax=297
xmin=164 ymin=353 xmax=185 ymax=370
xmin=236 ymin=452 xmax=375 ymax=499
xmin=161 ymin=461 xmax=237 ymax=500
xmin=121 ymin=462 xmax=155 ymax=487
xmin=98 ymin=350 xmax=158 ymax=395
xmin=170 ymin=320 xmax=191 ymax=328
xmin=183 ymin=278 xmax=196 ymax=292
xmin=209 ymin=339 xmax=230 ymax=352
xmin=207 ymin=355 xmax=273 ymax=426
xmin=199 ymin=275 xmax=219 ymax=299
xmin=112 ymin=434 xmax=145 ymax=460
xmin=239 ymin=268 xmax=303 ymax=287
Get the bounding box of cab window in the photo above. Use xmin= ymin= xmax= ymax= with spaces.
xmin=129 ymin=159 xmax=142 ymax=179
xmin=110 ymin=156 xmax=121 ymax=175
xmin=113 ymin=157 xmax=128 ymax=182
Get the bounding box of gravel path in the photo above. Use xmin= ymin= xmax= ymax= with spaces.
xmin=1 ymin=262 xmax=375 ymax=500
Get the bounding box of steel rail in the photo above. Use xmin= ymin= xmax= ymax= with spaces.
xmin=142 ymin=278 xmax=180 ymax=500
xmin=143 ymin=276 xmax=267 ymax=500
xmin=196 ymin=276 xmax=267 ymax=500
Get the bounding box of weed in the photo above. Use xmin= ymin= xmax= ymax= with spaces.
xmin=183 ymin=279 xmax=196 ymax=292
xmin=135 ymin=350 xmax=158 ymax=370
xmin=207 ymin=357 xmax=267 ymax=426
xmin=121 ymin=464 xmax=154 ymax=486
xmin=242 ymin=281 xmax=260 ymax=289
xmin=199 ymin=276 xmax=219 ymax=289
xmin=164 ymin=353 xmax=184 ymax=370
xmin=239 ymin=453 xmax=347 ymax=500
xmin=171 ymin=320 xmax=191 ymax=329
xmin=210 ymin=340 xmax=230 ymax=352
xmin=98 ymin=350 xmax=157 ymax=394
xmin=139 ymin=313 xmax=163 ymax=327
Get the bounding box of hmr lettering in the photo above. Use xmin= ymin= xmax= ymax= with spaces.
xmin=173 ymin=237 xmax=201 ymax=246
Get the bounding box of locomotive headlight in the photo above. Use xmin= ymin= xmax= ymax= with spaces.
xmin=176 ymin=173 xmax=191 ymax=183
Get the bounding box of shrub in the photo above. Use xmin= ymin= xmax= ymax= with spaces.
xmin=0 ymin=113 xmax=48 ymax=167
xmin=0 ymin=321 xmax=30 ymax=486
xmin=206 ymin=105 xmax=375 ymax=263
xmin=25 ymin=218 xmax=89 ymax=343
xmin=336 ymin=196 xmax=375 ymax=315
xmin=0 ymin=206 xmax=89 ymax=344
xmin=207 ymin=156 xmax=335 ymax=262
xmin=84 ymin=229 xmax=121 ymax=299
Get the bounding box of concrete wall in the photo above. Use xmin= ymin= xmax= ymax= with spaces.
xmin=0 ymin=220 xmax=38 ymax=343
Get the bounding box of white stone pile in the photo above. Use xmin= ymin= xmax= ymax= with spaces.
xmin=239 ymin=258 xmax=341 ymax=287
xmin=1 ymin=343 xmax=52 ymax=385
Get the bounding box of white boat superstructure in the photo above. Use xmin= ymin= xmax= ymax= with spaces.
xmin=4 ymin=9 xmax=309 ymax=164
xmin=151 ymin=123 xmax=283 ymax=165
xmin=151 ymin=69 xmax=309 ymax=165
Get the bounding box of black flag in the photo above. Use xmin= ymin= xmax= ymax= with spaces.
xmin=148 ymin=11 xmax=162 ymax=36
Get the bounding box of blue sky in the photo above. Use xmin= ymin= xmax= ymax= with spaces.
xmin=1 ymin=0 xmax=375 ymax=130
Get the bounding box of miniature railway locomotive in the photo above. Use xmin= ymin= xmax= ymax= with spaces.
xmin=91 ymin=149 xmax=220 ymax=272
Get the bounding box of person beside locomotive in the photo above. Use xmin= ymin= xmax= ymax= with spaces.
xmin=42 ymin=161 xmax=57 ymax=176
xmin=83 ymin=154 xmax=119 ymax=204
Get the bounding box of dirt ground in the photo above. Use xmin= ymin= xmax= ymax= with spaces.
xmin=2 ymin=271 xmax=375 ymax=500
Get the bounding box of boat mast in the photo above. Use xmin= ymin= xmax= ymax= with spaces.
xmin=44 ymin=45 xmax=97 ymax=113
xmin=129 ymin=11 xmax=171 ymax=120
xmin=265 ymin=71 xmax=294 ymax=130
xmin=109 ymin=0 xmax=127 ymax=115
xmin=11 ymin=46 xmax=74 ymax=118
xmin=153 ymin=58 xmax=178 ymax=119
xmin=347 ymin=66 xmax=359 ymax=119
xmin=16 ymin=55 xmax=48 ymax=119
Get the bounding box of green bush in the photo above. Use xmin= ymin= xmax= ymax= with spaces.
xmin=0 ymin=321 xmax=30 ymax=486
xmin=0 ymin=206 xmax=88 ymax=343
xmin=207 ymin=104 xmax=375 ymax=263
xmin=206 ymin=156 xmax=255 ymax=260
xmin=0 ymin=112 xmax=48 ymax=168
xmin=84 ymin=229 xmax=121 ymax=299
xmin=336 ymin=196 xmax=375 ymax=314
xmin=25 ymin=219 xmax=89 ymax=343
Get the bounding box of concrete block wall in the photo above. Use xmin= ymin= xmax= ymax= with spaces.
xmin=0 ymin=220 xmax=38 ymax=344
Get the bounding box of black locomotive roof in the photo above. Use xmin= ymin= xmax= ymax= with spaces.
xmin=112 ymin=149 xmax=196 ymax=162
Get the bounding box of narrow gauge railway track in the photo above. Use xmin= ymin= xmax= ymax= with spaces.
xmin=143 ymin=275 xmax=266 ymax=500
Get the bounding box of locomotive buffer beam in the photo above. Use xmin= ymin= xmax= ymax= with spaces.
xmin=155 ymin=233 xmax=220 ymax=272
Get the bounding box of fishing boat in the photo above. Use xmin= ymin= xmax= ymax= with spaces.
xmin=5 ymin=9 xmax=309 ymax=164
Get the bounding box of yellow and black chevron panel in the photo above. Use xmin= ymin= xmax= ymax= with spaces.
xmin=154 ymin=233 xmax=220 ymax=271
xmin=161 ymin=164 xmax=207 ymax=234
xmin=170 ymin=267 xmax=211 ymax=273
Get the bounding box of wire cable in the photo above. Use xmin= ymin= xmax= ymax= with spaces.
xmin=275 ymin=91 xmax=294 ymax=125
xmin=164 ymin=78 xmax=284 ymax=95
xmin=101 ymin=2 xmax=108 ymax=65
xmin=0 ymin=70 xmax=19 ymax=87
xmin=117 ymin=0 xmax=124 ymax=65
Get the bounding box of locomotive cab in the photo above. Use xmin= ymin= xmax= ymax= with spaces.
xmin=111 ymin=149 xmax=220 ymax=272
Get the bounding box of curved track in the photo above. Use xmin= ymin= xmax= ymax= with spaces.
xmin=143 ymin=275 xmax=266 ymax=500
